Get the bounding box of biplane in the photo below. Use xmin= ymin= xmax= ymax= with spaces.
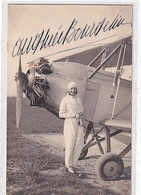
xmin=15 ymin=35 xmax=132 ymax=181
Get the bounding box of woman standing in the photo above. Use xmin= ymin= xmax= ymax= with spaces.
xmin=59 ymin=82 xmax=84 ymax=174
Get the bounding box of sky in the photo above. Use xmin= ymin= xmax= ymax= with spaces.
xmin=7 ymin=4 xmax=132 ymax=96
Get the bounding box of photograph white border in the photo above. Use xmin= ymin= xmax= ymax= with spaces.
xmin=1 ymin=1 xmax=140 ymax=195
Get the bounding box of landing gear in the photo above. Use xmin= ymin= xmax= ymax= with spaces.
xmin=78 ymin=121 xmax=129 ymax=181
xmin=95 ymin=153 xmax=124 ymax=181
xmin=79 ymin=148 xmax=88 ymax=160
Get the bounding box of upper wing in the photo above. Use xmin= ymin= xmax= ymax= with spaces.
xmin=27 ymin=34 xmax=132 ymax=67
xmin=56 ymin=35 xmax=132 ymax=68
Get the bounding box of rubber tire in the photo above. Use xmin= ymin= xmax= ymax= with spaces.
xmin=78 ymin=148 xmax=88 ymax=160
xmin=95 ymin=153 xmax=124 ymax=181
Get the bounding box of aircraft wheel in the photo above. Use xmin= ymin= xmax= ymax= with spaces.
xmin=78 ymin=148 xmax=88 ymax=160
xmin=95 ymin=153 xmax=124 ymax=181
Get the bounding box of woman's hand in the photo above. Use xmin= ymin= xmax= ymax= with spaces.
xmin=76 ymin=112 xmax=83 ymax=119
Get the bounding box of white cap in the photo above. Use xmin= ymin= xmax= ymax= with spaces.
xmin=68 ymin=82 xmax=77 ymax=91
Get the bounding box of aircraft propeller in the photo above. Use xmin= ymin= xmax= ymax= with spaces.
xmin=16 ymin=55 xmax=26 ymax=128
xmin=16 ymin=56 xmax=37 ymax=128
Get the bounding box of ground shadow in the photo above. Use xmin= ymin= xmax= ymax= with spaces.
xmin=84 ymin=154 xmax=101 ymax=160
xmin=121 ymin=166 xmax=131 ymax=180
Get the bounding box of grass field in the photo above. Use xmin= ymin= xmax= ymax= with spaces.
xmin=7 ymin=97 xmax=131 ymax=195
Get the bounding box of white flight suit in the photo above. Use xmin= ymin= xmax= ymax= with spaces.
xmin=59 ymin=92 xmax=84 ymax=169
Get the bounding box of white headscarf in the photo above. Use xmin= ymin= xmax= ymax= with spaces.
xmin=68 ymin=82 xmax=77 ymax=91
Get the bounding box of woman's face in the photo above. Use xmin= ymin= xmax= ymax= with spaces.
xmin=69 ymin=87 xmax=77 ymax=96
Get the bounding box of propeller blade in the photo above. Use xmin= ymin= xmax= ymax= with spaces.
xmin=16 ymin=55 xmax=26 ymax=128
xmin=18 ymin=54 xmax=22 ymax=72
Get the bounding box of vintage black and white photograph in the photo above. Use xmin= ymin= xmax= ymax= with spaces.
xmin=6 ymin=4 xmax=132 ymax=194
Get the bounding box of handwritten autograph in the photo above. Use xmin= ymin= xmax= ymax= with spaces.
xmin=12 ymin=15 xmax=132 ymax=57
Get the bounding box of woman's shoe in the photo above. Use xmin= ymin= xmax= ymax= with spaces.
xmin=67 ymin=166 xmax=75 ymax=174
xmin=65 ymin=167 xmax=68 ymax=172
xmin=76 ymin=173 xmax=83 ymax=178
